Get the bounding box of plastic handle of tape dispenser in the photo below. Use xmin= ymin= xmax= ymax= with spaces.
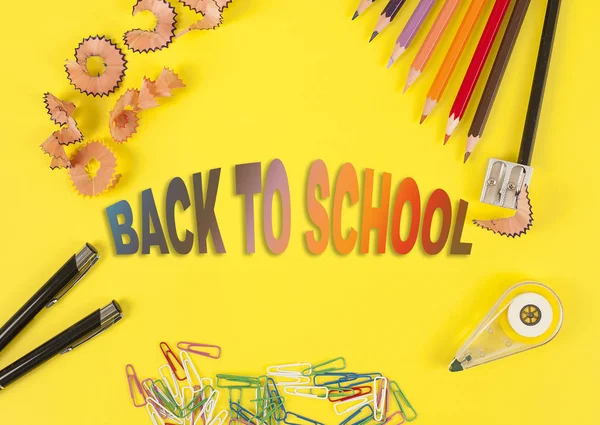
xmin=450 ymin=281 xmax=564 ymax=372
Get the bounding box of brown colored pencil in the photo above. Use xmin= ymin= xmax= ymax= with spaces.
xmin=464 ymin=0 xmax=531 ymax=163
xmin=370 ymin=0 xmax=409 ymax=42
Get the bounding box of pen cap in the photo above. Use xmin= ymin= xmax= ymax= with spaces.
xmin=100 ymin=301 xmax=123 ymax=325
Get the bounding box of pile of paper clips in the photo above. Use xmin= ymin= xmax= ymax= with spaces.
xmin=126 ymin=341 xmax=225 ymax=425
xmin=127 ymin=344 xmax=417 ymax=425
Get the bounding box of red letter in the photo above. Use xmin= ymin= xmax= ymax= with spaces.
xmin=391 ymin=178 xmax=420 ymax=254
xmin=422 ymin=189 xmax=452 ymax=255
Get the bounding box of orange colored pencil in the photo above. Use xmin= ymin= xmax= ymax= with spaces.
xmin=404 ymin=0 xmax=462 ymax=92
xmin=420 ymin=0 xmax=488 ymax=123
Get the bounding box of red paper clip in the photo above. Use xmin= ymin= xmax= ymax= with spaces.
xmin=159 ymin=341 xmax=186 ymax=381
xmin=177 ymin=341 xmax=221 ymax=359
xmin=328 ymin=385 xmax=372 ymax=403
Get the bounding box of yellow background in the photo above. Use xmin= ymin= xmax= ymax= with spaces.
xmin=0 ymin=0 xmax=597 ymax=423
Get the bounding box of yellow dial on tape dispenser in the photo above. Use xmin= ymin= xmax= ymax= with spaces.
xmin=449 ymin=282 xmax=563 ymax=372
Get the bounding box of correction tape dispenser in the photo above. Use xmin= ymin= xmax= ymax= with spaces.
xmin=449 ymin=282 xmax=563 ymax=372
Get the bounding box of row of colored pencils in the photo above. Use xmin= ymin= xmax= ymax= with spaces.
xmin=353 ymin=0 xmax=532 ymax=163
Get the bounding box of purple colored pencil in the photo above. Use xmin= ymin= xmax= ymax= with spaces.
xmin=388 ymin=0 xmax=437 ymax=67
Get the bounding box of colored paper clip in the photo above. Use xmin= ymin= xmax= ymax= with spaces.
xmin=181 ymin=350 xmax=204 ymax=390
xmin=314 ymin=372 xmax=380 ymax=388
xmin=178 ymin=341 xmax=222 ymax=359
xmin=302 ymin=357 xmax=346 ymax=376
xmin=192 ymin=387 xmax=217 ymax=424
xmin=373 ymin=377 xmax=388 ymax=422
xmin=151 ymin=379 xmax=181 ymax=415
xmin=208 ymin=410 xmax=229 ymax=425
xmin=265 ymin=378 xmax=287 ymax=420
xmin=272 ymin=375 xmax=311 ymax=386
xmin=185 ymin=385 xmax=214 ymax=419
xmin=284 ymin=411 xmax=325 ymax=425
xmin=267 ymin=363 xmax=311 ymax=376
xmin=161 ymin=341 xmax=187 ymax=381
xmin=147 ymin=400 xmax=172 ymax=425
xmin=283 ymin=386 xmax=329 ymax=400
xmin=203 ymin=388 xmax=220 ymax=423
xmin=142 ymin=379 xmax=170 ymax=419
xmin=180 ymin=386 xmax=195 ymax=417
xmin=389 ymin=381 xmax=417 ymax=422
xmin=339 ymin=404 xmax=374 ymax=425
xmin=382 ymin=411 xmax=406 ymax=425
xmin=160 ymin=364 xmax=182 ymax=401
xmin=333 ymin=395 xmax=374 ymax=416
xmin=230 ymin=402 xmax=267 ymax=425
xmin=126 ymin=364 xmax=147 ymax=407
xmin=251 ymin=394 xmax=285 ymax=421
xmin=328 ymin=386 xmax=372 ymax=403
xmin=217 ymin=374 xmax=262 ymax=389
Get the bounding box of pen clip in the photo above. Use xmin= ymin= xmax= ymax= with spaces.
xmin=60 ymin=301 xmax=122 ymax=354
xmin=47 ymin=244 xmax=100 ymax=308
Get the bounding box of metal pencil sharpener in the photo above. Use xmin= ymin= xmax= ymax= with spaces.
xmin=480 ymin=159 xmax=533 ymax=210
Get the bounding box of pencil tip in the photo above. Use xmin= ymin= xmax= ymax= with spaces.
xmin=387 ymin=58 xmax=394 ymax=68
xmin=444 ymin=134 xmax=450 ymax=145
xmin=352 ymin=11 xmax=359 ymax=20
xmin=369 ymin=31 xmax=378 ymax=42
xmin=420 ymin=114 xmax=427 ymax=124
xmin=463 ymin=152 xmax=471 ymax=163
xmin=449 ymin=358 xmax=463 ymax=372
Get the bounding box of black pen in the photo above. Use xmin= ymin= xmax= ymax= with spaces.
xmin=0 ymin=301 xmax=123 ymax=390
xmin=0 ymin=243 xmax=99 ymax=354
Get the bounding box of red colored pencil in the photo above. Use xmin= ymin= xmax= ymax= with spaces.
xmin=444 ymin=0 xmax=511 ymax=144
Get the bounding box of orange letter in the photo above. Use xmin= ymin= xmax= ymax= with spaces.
xmin=360 ymin=169 xmax=392 ymax=254
xmin=422 ymin=189 xmax=452 ymax=255
xmin=333 ymin=163 xmax=359 ymax=255
xmin=305 ymin=160 xmax=330 ymax=254
xmin=391 ymin=178 xmax=421 ymax=254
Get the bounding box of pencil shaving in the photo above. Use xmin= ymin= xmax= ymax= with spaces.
xmin=474 ymin=186 xmax=533 ymax=237
xmin=124 ymin=0 xmax=177 ymax=53
xmin=109 ymin=68 xmax=184 ymax=142
xmin=41 ymin=135 xmax=69 ymax=161
xmin=178 ymin=0 xmax=224 ymax=36
xmin=43 ymin=93 xmax=75 ymax=125
xmin=69 ymin=142 xmax=119 ymax=196
xmin=110 ymin=89 xmax=141 ymax=143
xmin=65 ymin=35 xmax=127 ymax=97
xmin=55 ymin=116 xmax=83 ymax=145
xmin=50 ymin=156 xmax=71 ymax=170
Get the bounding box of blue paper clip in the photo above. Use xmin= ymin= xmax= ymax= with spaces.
xmin=230 ymin=402 xmax=267 ymax=425
xmin=266 ymin=377 xmax=287 ymax=420
xmin=339 ymin=404 xmax=375 ymax=425
xmin=284 ymin=411 xmax=325 ymax=425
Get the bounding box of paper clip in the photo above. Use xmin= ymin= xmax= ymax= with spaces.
xmin=147 ymin=400 xmax=170 ymax=425
xmin=283 ymin=386 xmax=329 ymax=400
xmin=316 ymin=372 xmax=381 ymax=388
xmin=328 ymin=386 xmax=372 ymax=403
xmin=217 ymin=374 xmax=262 ymax=389
xmin=333 ymin=395 xmax=374 ymax=416
xmin=373 ymin=377 xmax=388 ymax=422
xmin=267 ymin=363 xmax=311 ymax=376
xmin=381 ymin=411 xmax=406 ymax=425
xmin=181 ymin=350 xmax=204 ymax=390
xmin=208 ymin=410 xmax=229 ymax=425
xmin=180 ymin=386 xmax=195 ymax=416
xmin=161 ymin=342 xmax=187 ymax=381
xmin=160 ymin=364 xmax=182 ymax=401
xmin=185 ymin=385 xmax=213 ymax=418
xmin=272 ymin=375 xmax=311 ymax=387
xmin=284 ymin=411 xmax=325 ymax=425
xmin=142 ymin=379 xmax=170 ymax=419
xmin=339 ymin=404 xmax=374 ymax=425
xmin=203 ymin=388 xmax=220 ymax=423
xmin=302 ymin=357 xmax=346 ymax=376
xmin=151 ymin=379 xmax=181 ymax=415
xmin=230 ymin=402 xmax=267 ymax=425
xmin=265 ymin=378 xmax=287 ymax=420
xmin=126 ymin=364 xmax=147 ymax=407
xmin=389 ymin=381 xmax=417 ymax=422
xmin=178 ymin=341 xmax=222 ymax=359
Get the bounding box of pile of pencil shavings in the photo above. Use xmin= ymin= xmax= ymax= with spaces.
xmin=40 ymin=0 xmax=235 ymax=197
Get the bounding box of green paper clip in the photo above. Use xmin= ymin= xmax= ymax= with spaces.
xmin=301 ymin=357 xmax=346 ymax=376
xmin=390 ymin=381 xmax=417 ymax=422
xmin=151 ymin=380 xmax=183 ymax=417
xmin=182 ymin=385 xmax=213 ymax=418
xmin=217 ymin=374 xmax=262 ymax=388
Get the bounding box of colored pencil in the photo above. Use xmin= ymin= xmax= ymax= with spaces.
xmin=353 ymin=0 xmax=378 ymax=20
xmin=370 ymin=0 xmax=408 ymax=42
xmin=517 ymin=0 xmax=561 ymax=166
xmin=405 ymin=0 xmax=462 ymax=92
xmin=420 ymin=0 xmax=488 ymax=123
xmin=465 ymin=0 xmax=531 ymax=162
xmin=388 ymin=0 xmax=438 ymax=68
xmin=444 ymin=0 xmax=510 ymax=144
